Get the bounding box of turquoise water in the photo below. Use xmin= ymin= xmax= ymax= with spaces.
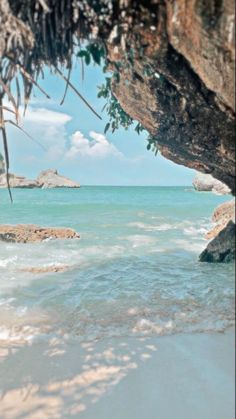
xmin=0 ymin=187 xmax=234 ymax=343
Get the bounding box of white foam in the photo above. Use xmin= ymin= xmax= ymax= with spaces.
xmin=183 ymin=226 xmax=209 ymax=236
xmin=132 ymin=319 xmax=175 ymax=335
xmin=0 ymin=256 xmax=18 ymax=267
xmin=121 ymin=235 xmax=157 ymax=248
xmin=128 ymin=222 xmax=174 ymax=232
xmin=174 ymin=239 xmax=206 ymax=252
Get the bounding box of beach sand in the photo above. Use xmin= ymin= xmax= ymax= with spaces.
xmin=0 ymin=329 xmax=234 ymax=419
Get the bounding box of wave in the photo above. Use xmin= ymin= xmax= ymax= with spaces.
xmin=0 ymin=256 xmax=18 ymax=267
xmin=120 ymin=235 xmax=157 ymax=248
xmin=127 ymin=222 xmax=174 ymax=231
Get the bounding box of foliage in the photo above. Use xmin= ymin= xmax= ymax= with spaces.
xmin=78 ymin=41 xmax=159 ymax=154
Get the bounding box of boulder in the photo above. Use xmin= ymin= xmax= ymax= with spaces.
xmin=0 ymin=173 xmax=39 ymax=188
xmin=192 ymin=173 xmax=231 ymax=195
xmin=0 ymin=224 xmax=80 ymax=243
xmin=205 ymin=199 xmax=235 ymax=240
xmin=37 ymin=169 xmax=80 ymax=188
xmin=199 ymin=221 xmax=235 ymax=263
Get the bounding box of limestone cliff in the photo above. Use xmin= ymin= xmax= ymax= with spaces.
xmin=105 ymin=0 xmax=235 ymax=193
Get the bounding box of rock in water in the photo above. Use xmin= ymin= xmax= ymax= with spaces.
xmin=205 ymin=199 xmax=235 ymax=240
xmin=19 ymin=264 xmax=71 ymax=274
xmin=192 ymin=173 xmax=231 ymax=195
xmin=199 ymin=221 xmax=235 ymax=263
xmin=0 ymin=173 xmax=39 ymax=188
xmin=0 ymin=224 xmax=80 ymax=243
xmin=37 ymin=169 xmax=80 ymax=188
xmin=0 ymin=169 xmax=80 ymax=189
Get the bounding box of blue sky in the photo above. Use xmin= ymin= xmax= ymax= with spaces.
xmin=2 ymin=62 xmax=196 ymax=186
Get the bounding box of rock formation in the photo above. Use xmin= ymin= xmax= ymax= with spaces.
xmin=105 ymin=1 xmax=235 ymax=194
xmin=200 ymin=221 xmax=235 ymax=263
xmin=0 ymin=173 xmax=39 ymax=188
xmin=200 ymin=199 xmax=235 ymax=262
xmin=205 ymin=199 xmax=235 ymax=240
xmin=192 ymin=173 xmax=231 ymax=195
xmin=37 ymin=169 xmax=80 ymax=188
xmin=0 ymin=224 xmax=80 ymax=243
xmin=0 ymin=169 xmax=80 ymax=189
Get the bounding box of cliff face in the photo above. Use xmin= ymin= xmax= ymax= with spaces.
xmin=107 ymin=0 xmax=235 ymax=193
xmin=0 ymin=1 xmax=234 ymax=193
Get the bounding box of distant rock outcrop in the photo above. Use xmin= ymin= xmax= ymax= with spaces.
xmin=0 ymin=224 xmax=80 ymax=243
xmin=193 ymin=173 xmax=231 ymax=195
xmin=0 ymin=173 xmax=39 ymax=188
xmin=37 ymin=169 xmax=80 ymax=188
xmin=0 ymin=169 xmax=80 ymax=189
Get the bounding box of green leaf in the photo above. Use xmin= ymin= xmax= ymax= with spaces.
xmin=104 ymin=122 xmax=110 ymax=134
xmin=77 ymin=50 xmax=87 ymax=58
xmin=85 ymin=52 xmax=91 ymax=66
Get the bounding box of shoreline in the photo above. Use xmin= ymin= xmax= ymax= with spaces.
xmin=0 ymin=329 xmax=234 ymax=419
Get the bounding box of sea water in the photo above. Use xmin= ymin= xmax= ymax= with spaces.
xmin=0 ymin=186 xmax=234 ymax=344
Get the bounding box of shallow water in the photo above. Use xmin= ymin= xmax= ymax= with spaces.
xmin=0 ymin=186 xmax=234 ymax=343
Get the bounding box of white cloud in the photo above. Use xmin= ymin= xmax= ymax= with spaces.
xmin=20 ymin=107 xmax=71 ymax=158
xmin=3 ymin=103 xmax=124 ymax=163
xmin=21 ymin=107 xmax=72 ymax=125
xmin=66 ymin=130 xmax=123 ymax=159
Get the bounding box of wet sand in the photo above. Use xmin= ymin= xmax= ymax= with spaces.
xmin=0 ymin=329 xmax=234 ymax=419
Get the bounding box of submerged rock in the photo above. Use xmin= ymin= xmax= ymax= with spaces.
xmin=0 ymin=224 xmax=80 ymax=243
xmin=19 ymin=264 xmax=71 ymax=274
xmin=192 ymin=173 xmax=231 ymax=195
xmin=37 ymin=169 xmax=80 ymax=188
xmin=199 ymin=221 xmax=235 ymax=263
xmin=0 ymin=173 xmax=39 ymax=188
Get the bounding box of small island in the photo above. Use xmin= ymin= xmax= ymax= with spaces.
xmin=0 ymin=168 xmax=80 ymax=189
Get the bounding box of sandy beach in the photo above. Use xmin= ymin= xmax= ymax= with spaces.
xmin=0 ymin=329 xmax=234 ymax=419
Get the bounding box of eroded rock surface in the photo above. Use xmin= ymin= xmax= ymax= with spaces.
xmin=193 ymin=173 xmax=231 ymax=194
xmin=200 ymin=220 xmax=235 ymax=263
xmin=107 ymin=0 xmax=235 ymax=193
xmin=0 ymin=225 xmax=80 ymax=243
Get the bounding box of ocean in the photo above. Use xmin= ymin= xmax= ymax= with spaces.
xmin=0 ymin=186 xmax=234 ymax=343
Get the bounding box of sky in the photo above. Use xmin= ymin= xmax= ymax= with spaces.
xmin=1 ymin=61 xmax=196 ymax=186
